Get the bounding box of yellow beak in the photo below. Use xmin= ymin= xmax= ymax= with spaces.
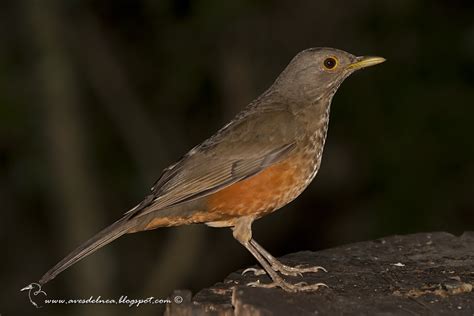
xmin=348 ymin=56 xmax=386 ymax=70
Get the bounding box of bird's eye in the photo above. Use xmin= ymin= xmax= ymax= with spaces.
xmin=323 ymin=57 xmax=338 ymax=70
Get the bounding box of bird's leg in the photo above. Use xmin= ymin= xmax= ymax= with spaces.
xmin=242 ymin=239 xmax=326 ymax=277
xmin=248 ymin=239 xmax=327 ymax=277
xmin=233 ymin=216 xmax=326 ymax=292
xmin=240 ymin=239 xmax=327 ymax=292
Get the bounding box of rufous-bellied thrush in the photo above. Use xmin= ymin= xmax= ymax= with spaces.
xmin=27 ymin=48 xmax=385 ymax=292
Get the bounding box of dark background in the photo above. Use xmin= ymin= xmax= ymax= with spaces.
xmin=2 ymin=0 xmax=473 ymax=315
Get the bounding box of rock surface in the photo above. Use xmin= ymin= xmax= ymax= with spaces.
xmin=166 ymin=232 xmax=474 ymax=315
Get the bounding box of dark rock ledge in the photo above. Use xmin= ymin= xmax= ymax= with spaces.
xmin=166 ymin=232 xmax=474 ymax=316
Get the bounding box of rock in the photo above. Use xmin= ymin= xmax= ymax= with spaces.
xmin=165 ymin=232 xmax=474 ymax=315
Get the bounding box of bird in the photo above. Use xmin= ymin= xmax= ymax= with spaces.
xmin=27 ymin=47 xmax=385 ymax=293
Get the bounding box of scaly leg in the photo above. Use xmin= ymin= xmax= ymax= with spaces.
xmin=232 ymin=216 xmax=327 ymax=292
xmin=242 ymin=239 xmax=327 ymax=277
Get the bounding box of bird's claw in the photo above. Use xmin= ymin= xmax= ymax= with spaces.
xmin=242 ymin=267 xmax=266 ymax=276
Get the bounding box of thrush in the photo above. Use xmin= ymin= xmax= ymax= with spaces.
xmin=28 ymin=47 xmax=384 ymax=293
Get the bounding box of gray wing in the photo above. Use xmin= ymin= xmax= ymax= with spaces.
xmin=128 ymin=109 xmax=299 ymax=219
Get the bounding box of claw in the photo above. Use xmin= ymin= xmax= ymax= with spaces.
xmin=242 ymin=267 xmax=267 ymax=276
xmin=295 ymin=265 xmax=328 ymax=273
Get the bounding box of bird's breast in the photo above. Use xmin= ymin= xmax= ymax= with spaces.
xmin=203 ymin=103 xmax=331 ymax=220
xmin=205 ymin=143 xmax=323 ymax=219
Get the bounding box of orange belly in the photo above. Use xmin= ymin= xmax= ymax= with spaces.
xmin=132 ymin=155 xmax=313 ymax=232
xmin=206 ymin=158 xmax=306 ymax=218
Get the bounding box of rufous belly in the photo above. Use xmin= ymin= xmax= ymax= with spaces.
xmin=206 ymin=156 xmax=311 ymax=219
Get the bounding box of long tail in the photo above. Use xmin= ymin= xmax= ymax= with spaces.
xmin=38 ymin=214 xmax=136 ymax=286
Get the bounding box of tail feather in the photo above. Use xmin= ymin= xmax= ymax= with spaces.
xmin=35 ymin=196 xmax=197 ymax=286
xmin=38 ymin=215 xmax=135 ymax=285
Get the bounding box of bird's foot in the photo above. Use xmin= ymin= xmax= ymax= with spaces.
xmin=246 ymin=279 xmax=328 ymax=292
xmin=242 ymin=264 xmax=327 ymax=277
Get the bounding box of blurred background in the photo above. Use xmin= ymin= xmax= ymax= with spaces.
xmin=2 ymin=0 xmax=473 ymax=314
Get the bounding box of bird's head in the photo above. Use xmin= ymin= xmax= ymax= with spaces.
xmin=273 ymin=47 xmax=385 ymax=102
